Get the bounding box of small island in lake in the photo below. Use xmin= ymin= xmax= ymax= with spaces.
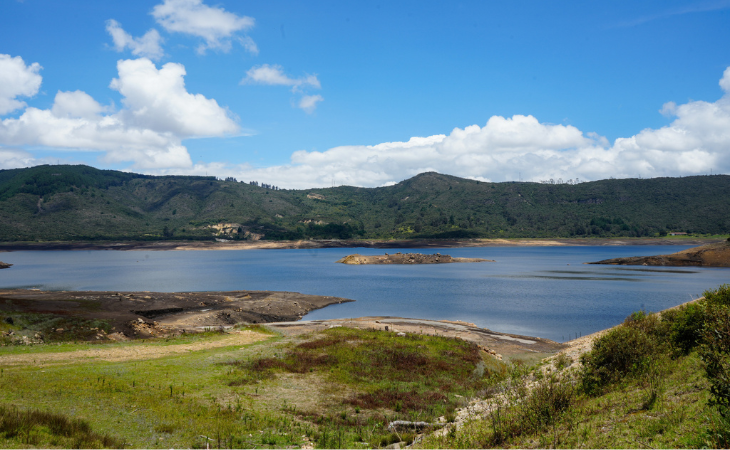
xmin=0 ymin=261 xmax=11 ymax=269
xmin=336 ymin=252 xmax=493 ymax=265
xmin=588 ymin=241 xmax=730 ymax=267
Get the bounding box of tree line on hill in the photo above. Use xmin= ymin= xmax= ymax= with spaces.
xmin=0 ymin=165 xmax=728 ymax=242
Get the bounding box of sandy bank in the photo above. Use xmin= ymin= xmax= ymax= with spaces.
xmin=0 ymin=237 xmax=722 ymax=252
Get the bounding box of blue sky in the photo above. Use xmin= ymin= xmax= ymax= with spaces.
xmin=1 ymin=0 xmax=729 ymax=188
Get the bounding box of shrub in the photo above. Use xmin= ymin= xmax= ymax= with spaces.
xmin=520 ymin=373 xmax=575 ymax=432
xmin=623 ymin=310 xmax=667 ymax=338
xmin=700 ymin=285 xmax=730 ymax=413
xmin=580 ymin=323 xmax=660 ymax=395
xmin=662 ymin=302 xmax=706 ymax=355
xmin=482 ymin=373 xmax=575 ymax=447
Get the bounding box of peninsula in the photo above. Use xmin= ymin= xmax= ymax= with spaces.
xmin=588 ymin=241 xmax=730 ymax=267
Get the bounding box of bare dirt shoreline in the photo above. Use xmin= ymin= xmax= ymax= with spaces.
xmin=0 ymin=289 xmax=352 ymax=340
xmin=0 ymin=237 xmax=722 ymax=252
xmin=0 ymin=288 xmax=565 ymax=361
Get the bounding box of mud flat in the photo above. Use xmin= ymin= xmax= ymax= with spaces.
xmin=0 ymin=289 xmax=352 ymax=340
xmin=337 ymin=252 xmax=493 ymax=265
xmin=588 ymin=241 xmax=730 ymax=267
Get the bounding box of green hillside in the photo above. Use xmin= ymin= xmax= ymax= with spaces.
xmin=1 ymin=164 xmax=729 ymax=242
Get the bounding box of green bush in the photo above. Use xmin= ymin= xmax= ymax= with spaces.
xmin=623 ymin=310 xmax=667 ymax=338
xmin=662 ymin=302 xmax=707 ymax=355
xmin=580 ymin=322 xmax=660 ymax=395
xmin=700 ymin=285 xmax=730 ymax=412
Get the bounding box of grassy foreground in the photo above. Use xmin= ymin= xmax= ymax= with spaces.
xmin=0 ymin=325 xmax=506 ymax=448
xmin=2 ymin=286 xmax=730 ymax=448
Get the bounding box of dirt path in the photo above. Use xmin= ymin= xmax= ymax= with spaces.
xmin=0 ymin=330 xmax=270 ymax=366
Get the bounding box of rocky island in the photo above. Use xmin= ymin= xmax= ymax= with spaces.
xmin=0 ymin=261 xmax=11 ymax=269
xmin=336 ymin=252 xmax=493 ymax=264
xmin=588 ymin=241 xmax=730 ymax=267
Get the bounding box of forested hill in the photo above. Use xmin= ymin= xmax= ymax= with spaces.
xmin=0 ymin=164 xmax=729 ymax=242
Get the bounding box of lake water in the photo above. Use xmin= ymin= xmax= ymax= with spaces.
xmin=0 ymin=245 xmax=727 ymax=342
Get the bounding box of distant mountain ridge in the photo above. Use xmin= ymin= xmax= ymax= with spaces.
xmin=0 ymin=165 xmax=728 ymax=242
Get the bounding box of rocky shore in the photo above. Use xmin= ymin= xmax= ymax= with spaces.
xmin=588 ymin=241 xmax=730 ymax=267
xmin=0 ymin=262 xmax=11 ymax=269
xmin=0 ymin=289 xmax=353 ymax=341
xmin=337 ymin=252 xmax=493 ymax=264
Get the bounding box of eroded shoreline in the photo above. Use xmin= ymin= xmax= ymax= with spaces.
xmin=0 ymin=289 xmax=352 ymax=341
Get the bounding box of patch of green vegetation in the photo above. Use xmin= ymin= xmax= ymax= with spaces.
xmin=0 ymin=404 xmax=122 ymax=448
xmin=220 ymin=327 xmax=506 ymax=448
xmin=0 ymin=331 xmax=307 ymax=448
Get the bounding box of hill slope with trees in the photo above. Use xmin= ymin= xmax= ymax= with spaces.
xmin=0 ymin=165 xmax=728 ymax=242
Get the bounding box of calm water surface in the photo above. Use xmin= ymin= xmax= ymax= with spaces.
xmin=1 ymin=245 xmax=727 ymax=342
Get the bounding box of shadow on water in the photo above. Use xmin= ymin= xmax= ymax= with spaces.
xmin=612 ymin=267 xmax=698 ymax=274
xmin=531 ymin=275 xmax=646 ymax=282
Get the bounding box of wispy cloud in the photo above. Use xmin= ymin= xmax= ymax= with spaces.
xmin=151 ymin=0 xmax=256 ymax=54
xmin=614 ymin=0 xmax=730 ymax=28
xmin=106 ymin=20 xmax=164 ymax=60
xmin=242 ymin=64 xmax=324 ymax=113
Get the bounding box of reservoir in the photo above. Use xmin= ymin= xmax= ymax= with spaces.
xmin=1 ymin=245 xmax=726 ymax=342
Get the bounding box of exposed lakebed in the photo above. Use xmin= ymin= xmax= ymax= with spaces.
xmin=1 ymin=245 xmax=728 ymax=342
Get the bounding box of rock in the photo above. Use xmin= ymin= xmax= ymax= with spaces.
xmin=336 ymin=253 xmax=493 ymax=265
xmin=397 ymin=332 xmax=406 ymax=337
xmin=107 ymin=332 xmax=129 ymax=341
xmin=3 ymin=316 xmax=13 ymax=325
xmin=388 ymin=420 xmax=442 ymax=431
xmin=0 ymin=261 xmax=12 ymax=269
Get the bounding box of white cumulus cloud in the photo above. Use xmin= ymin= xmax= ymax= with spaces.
xmin=0 ymin=54 xmax=42 ymax=116
xmin=164 ymin=66 xmax=730 ymax=189
xmin=106 ymin=20 xmax=164 ymax=60
xmin=0 ymin=57 xmax=239 ymax=169
xmin=110 ymin=58 xmax=239 ymax=137
xmin=151 ymin=0 xmax=256 ymax=54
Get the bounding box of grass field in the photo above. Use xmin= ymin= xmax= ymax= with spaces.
xmin=0 ymin=326 xmax=506 ymax=448
xmin=2 ymin=291 xmax=729 ymax=449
